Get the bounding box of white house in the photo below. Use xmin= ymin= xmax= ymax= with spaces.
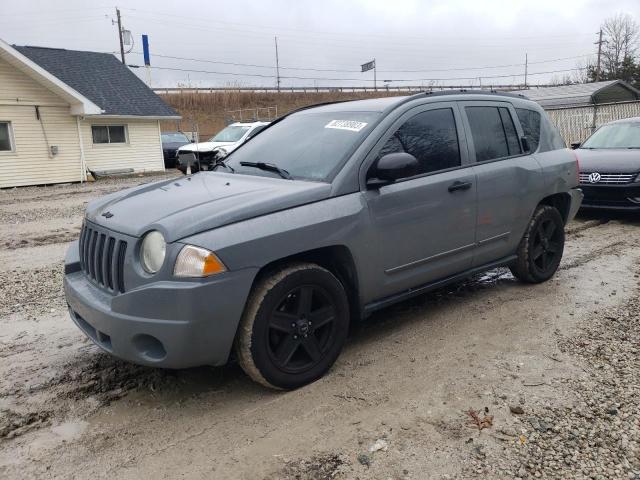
xmin=0 ymin=39 xmax=180 ymax=188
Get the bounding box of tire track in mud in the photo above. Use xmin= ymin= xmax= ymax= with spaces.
xmin=0 ymin=349 xmax=179 ymax=441
xmin=560 ymin=240 xmax=627 ymax=271
xmin=0 ymin=204 xmax=86 ymax=225
xmin=3 ymin=228 xmax=80 ymax=250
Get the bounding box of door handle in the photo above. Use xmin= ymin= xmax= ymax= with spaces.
xmin=448 ymin=181 xmax=472 ymax=193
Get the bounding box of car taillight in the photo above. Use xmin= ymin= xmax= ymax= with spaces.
xmin=572 ymin=151 xmax=580 ymax=184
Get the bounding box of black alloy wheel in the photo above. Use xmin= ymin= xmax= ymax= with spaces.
xmin=235 ymin=263 xmax=350 ymax=390
xmin=266 ymin=285 xmax=338 ymax=373
xmin=510 ymin=205 xmax=565 ymax=283
xmin=530 ymin=217 xmax=563 ymax=275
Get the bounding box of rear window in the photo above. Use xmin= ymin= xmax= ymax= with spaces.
xmin=516 ymin=108 xmax=541 ymax=152
xmin=465 ymin=106 xmax=521 ymax=162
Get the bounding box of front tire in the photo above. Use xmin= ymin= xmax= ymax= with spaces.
xmin=510 ymin=205 xmax=565 ymax=283
xmin=235 ymin=263 xmax=350 ymax=390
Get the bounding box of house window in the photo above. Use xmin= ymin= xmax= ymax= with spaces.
xmin=0 ymin=122 xmax=14 ymax=152
xmin=92 ymin=125 xmax=127 ymax=144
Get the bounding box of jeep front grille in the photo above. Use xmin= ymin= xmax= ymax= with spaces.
xmin=79 ymin=223 xmax=127 ymax=293
xmin=579 ymin=172 xmax=635 ymax=184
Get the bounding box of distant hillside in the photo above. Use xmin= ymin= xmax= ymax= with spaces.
xmin=159 ymin=90 xmax=406 ymax=138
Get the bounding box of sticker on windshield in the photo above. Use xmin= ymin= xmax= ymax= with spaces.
xmin=325 ymin=120 xmax=368 ymax=132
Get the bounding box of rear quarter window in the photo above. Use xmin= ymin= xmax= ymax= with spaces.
xmin=515 ymin=108 xmax=541 ymax=152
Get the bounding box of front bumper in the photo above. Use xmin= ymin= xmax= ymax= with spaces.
xmin=580 ymin=182 xmax=640 ymax=211
xmin=64 ymin=241 xmax=258 ymax=368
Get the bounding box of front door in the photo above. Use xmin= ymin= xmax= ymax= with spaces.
xmin=362 ymin=103 xmax=477 ymax=301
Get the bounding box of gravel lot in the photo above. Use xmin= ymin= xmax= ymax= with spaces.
xmin=0 ymin=173 xmax=639 ymax=479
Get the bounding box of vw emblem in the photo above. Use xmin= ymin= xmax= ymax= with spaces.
xmin=588 ymin=172 xmax=601 ymax=184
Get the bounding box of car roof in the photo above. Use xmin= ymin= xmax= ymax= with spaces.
xmin=295 ymin=90 xmax=535 ymax=115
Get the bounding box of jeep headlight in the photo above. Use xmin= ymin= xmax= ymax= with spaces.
xmin=174 ymin=245 xmax=227 ymax=277
xmin=140 ymin=230 xmax=166 ymax=274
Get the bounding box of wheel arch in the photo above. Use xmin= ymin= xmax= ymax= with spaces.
xmin=538 ymin=192 xmax=572 ymax=225
xmin=248 ymin=245 xmax=361 ymax=323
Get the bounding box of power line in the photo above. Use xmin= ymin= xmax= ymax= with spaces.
xmin=131 ymin=50 xmax=592 ymax=75
xmin=146 ymin=65 xmax=587 ymax=83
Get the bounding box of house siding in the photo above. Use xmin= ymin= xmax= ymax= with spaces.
xmin=0 ymin=56 xmax=68 ymax=107
xmin=0 ymin=104 xmax=82 ymax=188
xmin=80 ymin=118 xmax=165 ymax=173
xmin=0 ymin=55 xmax=84 ymax=188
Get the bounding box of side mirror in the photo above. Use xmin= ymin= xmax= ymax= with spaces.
xmin=521 ymin=136 xmax=531 ymax=153
xmin=190 ymin=139 xmax=196 ymax=143
xmin=570 ymin=142 xmax=581 ymax=150
xmin=367 ymin=152 xmax=419 ymax=188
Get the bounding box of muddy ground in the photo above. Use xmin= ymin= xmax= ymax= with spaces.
xmin=0 ymin=173 xmax=639 ymax=479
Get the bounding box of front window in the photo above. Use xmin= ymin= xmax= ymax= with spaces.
xmin=92 ymin=125 xmax=127 ymax=144
xmin=0 ymin=122 xmax=14 ymax=151
xmin=376 ymin=108 xmax=461 ymax=179
xmin=161 ymin=132 xmax=190 ymax=143
xmin=226 ymin=112 xmax=380 ymax=181
xmin=210 ymin=125 xmax=250 ymax=143
xmin=581 ymin=122 xmax=640 ymax=149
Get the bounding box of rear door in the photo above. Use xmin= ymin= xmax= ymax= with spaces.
xmin=362 ymin=102 xmax=477 ymax=301
xmin=459 ymin=101 xmax=543 ymax=266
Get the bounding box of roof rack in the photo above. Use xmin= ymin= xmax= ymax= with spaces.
xmin=416 ymin=89 xmax=528 ymax=100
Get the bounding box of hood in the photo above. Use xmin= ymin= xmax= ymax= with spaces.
xmin=576 ymin=148 xmax=640 ymax=174
xmin=85 ymin=173 xmax=332 ymax=242
xmin=162 ymin=141 xmax=189 ymax=150
xmin=177 ymin=141 xmax=236 ymax=153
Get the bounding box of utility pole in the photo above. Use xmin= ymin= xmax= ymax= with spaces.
xmin=373 ymin=58 xmax=377 ymax=91
xmin=524 ymin=53 xmax=528 ymax=88
xmin=595 ymin=28 xmax=604 ymax=82
xmin=274 ymin=36 xmax=281 ymax=92
xmin=116 ymin=7 xmax=125 ymax=64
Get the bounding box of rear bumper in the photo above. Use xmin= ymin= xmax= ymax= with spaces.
xmin=580 ymin=182 xmax=640 ymax=211
xmin=567 ymin=188 xmax=584 ymax=222
xmin=64 ymin=241 xmax=258 ymax=368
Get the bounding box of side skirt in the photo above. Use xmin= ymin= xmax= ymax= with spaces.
xmin=362 ymin=255 xmax=517 ymax=316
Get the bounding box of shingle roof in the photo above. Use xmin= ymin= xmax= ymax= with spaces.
xmin=14 ymin=45 xmax=179 ymax=117
xmin=513 ymin=80 xmax=640 ymax=108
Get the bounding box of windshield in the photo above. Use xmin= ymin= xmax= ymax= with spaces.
xmin=226 ymin=112 xmax=380 ymax=181
xmin=582 ymin=122 xmax=640 ymax=149
xmin=210 ymin=125 xmax=251 ymax=143
xmin=161 ymin=132 xmax=189 ymax=143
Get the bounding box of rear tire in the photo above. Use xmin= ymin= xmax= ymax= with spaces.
xmin=235 ymin=263 xmax=350 ymax=390
xmin=510 ymin=205 xmax=565 ymax=283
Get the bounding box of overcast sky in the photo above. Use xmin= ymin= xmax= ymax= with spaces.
xmin=1 ymin=0 xmax=637 ymax=89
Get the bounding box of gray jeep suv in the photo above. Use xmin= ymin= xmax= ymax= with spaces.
xmin=64 ymin=91 xmax=583 ymax=389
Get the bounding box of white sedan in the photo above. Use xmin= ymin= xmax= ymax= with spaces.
xmin=178 ymin=121 xmax=270 ymax=159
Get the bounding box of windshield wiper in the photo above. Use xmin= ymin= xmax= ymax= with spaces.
xmin=211 ymin=158 xmax=235 ymax=173
xmin=239 ymin=161 xmax=292 ymax=179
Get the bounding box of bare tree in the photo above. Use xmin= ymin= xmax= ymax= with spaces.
xmin=572 ymin=58 xmax=595 ymax=83
xmin=601 ymin=13 xmax=640 ymax=77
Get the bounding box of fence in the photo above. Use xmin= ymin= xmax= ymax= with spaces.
xmin=546 ymin=100 xmax=640 ymax=144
